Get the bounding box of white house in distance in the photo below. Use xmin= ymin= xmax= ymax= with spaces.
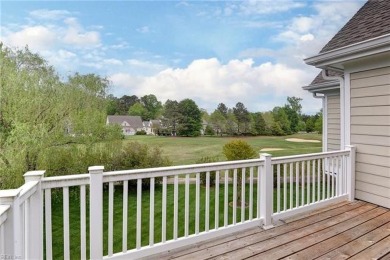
xmin=304 ymin=0 xmax=390 ymax=208
xmin=106 ymin=115 xmax=144 ymax=135
xmin=143 ymin=119 xmax=162 ymax=135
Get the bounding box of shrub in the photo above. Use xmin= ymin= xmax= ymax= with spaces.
xmin=223 ymin=140 xmax=256 ymax=204
xmin=222 ymin=140 xmax=256 ymax=161
xmin=271 ymin=122 xmax=285 ymax=136
xmin=135 ymin=130 xmax=147 ymax=135
xmin=111 ymin=142 xmax=171 ymax=187
xmin=196 ymin=156 xmax=219 ymax=186
xmin=38 ymin=141 xmax=171 ymax=188
xmin=204 ymin=125 xmax=215 ymax=136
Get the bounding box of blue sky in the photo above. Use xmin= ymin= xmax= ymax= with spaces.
xmin=1 ymin=0 xmax=365 ymax=114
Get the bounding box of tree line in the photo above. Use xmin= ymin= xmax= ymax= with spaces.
xmin=0 ymin=45 xmax=322 ymax=188
xmin=107 ymin=95 xmax=322 ymax=137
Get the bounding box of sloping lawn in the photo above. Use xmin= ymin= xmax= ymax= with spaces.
xmin=124 ymin=133 xmax=322 ymax=165
xmin=50 ymin=181 xmax=325 ymax=259
xmin=49 ymin=134 xmax=323 ymax=258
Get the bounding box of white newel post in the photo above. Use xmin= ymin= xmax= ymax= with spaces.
xmin=23 ymin=170 xmax=45 ymax=259
xmin=260 ymin=153 xmax=273 ymax=228
xmin=89 ymin=166 xmax=104 ymax=260
xmin=345 ymin=145 xmax=356 ymax=201
xmin=0 ymin=189 xmax=21 ymax=259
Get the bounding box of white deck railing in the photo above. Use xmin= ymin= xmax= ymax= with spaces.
xmin=0 ymin=146 xmax=356 ymax=260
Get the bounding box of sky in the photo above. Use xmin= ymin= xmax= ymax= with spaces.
xmin=0 ymin=0 xmax=365 ymax=114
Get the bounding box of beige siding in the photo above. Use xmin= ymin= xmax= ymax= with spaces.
xmin=327 ymin=95 xmax=340 ymax=151
xmin=350 ymin=66 xmax=390 ymax=208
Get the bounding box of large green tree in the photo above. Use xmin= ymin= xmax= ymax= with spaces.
xmin=209 ymin=110 xmax=226 ymax=136
xmin=117 ymin=95 xmax=139 ymax=115
xmin=272 ymin=107 xmax=291 ymax=135
xmin=140 ymin=94 xmax=162 ymax=120
xmin=163 ymin=99 xmax=180 ymax=136
xmin=251 ymin=112 xmax=267 ymax=135
xmin=0 ymin=45 xmax=121 ymax=188
xmin=284 ymin=96 xmax=303 ymax=133
xmin=233 ymin=102 xmax=251 ymax=134
xmin=217 ymin=103 xmax=228 ymax=118
xmin=128 ymin=102 xmax=148 ymax=118
xmin=177 ymin=99 xmax=202 ymax=137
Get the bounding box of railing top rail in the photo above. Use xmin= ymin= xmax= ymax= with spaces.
xmin=0 ymin=205 xmax=10 ymax=226
xmin=271 ymin=150 xmax=350 ymax=164
xmin=35 ymin=149 xmax=351 ymax=187
xmin=103 ymin=158 xmax=265 ymax=182
xmin=41 ymin=173 xmax=89 ymax=189
xmin=0 ymin=205 xmax=10 ymax=216
xmin=19 ymin=181 xmax=39 ymax=203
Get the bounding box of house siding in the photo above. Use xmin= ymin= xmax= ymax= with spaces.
xmin=350 ymin=66 xmax=390 ymax=208
xmin=327 ymin=95 xmax=341 ymax=151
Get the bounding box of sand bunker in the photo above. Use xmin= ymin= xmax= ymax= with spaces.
xmin=260 ymin=148 xmax=285 ymax=151
xmin=285 ymin=138 xmax=321 ymax=143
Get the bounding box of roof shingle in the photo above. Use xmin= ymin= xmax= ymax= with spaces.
xmin=107 ymin=115 xmax=144 ymax=129
xmin=320 ymin=0 xmax=390 ymax=53
xmin=310 ymin=70 xmax=343 ymax=86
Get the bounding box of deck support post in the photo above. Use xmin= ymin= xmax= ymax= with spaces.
xmin=89 ymin=166 xmax=104 ymax=260
xmin=260 ymin=153 xmax=274 ymax=229
xmin=23 ymin=171 xmax=45 ymax=259
xmin=0 ymin=189 xmax=21 ymax=259
xmin=345 ymin=145 xmax=356 ymax=201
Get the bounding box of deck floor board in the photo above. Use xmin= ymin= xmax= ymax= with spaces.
xmin=151 ymin=201 xmax=390 ymax=260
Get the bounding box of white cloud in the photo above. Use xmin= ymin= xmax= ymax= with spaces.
xmin=300 ymin=34 xmax=314 ymax=42
xmin=3 ymin=25 xmax=57 ymax=51
xmin=275 ymin=1 xmax=363 ymax=53
xmin=29 ymin=9 xmax=72 ymax=20
xmin=63 ymin=18 xmax=100 ymax=47
xmin=110 ymin=58 xmax=314 ymax=112
xmin=239 ymin=0 xmax=305 ymax=15
xmin=136 ymin=26 xmax=150 ymax=34
xmin=103 ymin=59 xmax=123 ymax=66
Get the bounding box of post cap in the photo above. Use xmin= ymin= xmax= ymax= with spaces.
xmin=260 ymin=153 xmax=272 ymax=158
xmin=0 ymin=189 xmax=21 ymax=204
xmin=24 ymin=170 xmax=45 ymax=181
xmin=88 ymin=166 xmax=104 ymax=174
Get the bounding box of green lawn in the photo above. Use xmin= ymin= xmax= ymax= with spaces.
xmin=124 ymin=133 xmax=322 ymax=165
xmin=50 ymin=180 xmax=329 ymax=259
xmin=49 ymin=134 xmax=323 ymax=258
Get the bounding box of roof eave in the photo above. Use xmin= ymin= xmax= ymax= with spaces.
xmin=302 ymin=80 xmax=340 ymax=93
xmin=304 ymin=34 xmax=390 ymax=69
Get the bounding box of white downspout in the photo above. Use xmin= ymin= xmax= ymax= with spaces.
xmin=312 ymin=93 xmax=326 ymax=152
xmin=321 ymin=70 xmax=345 ymax=150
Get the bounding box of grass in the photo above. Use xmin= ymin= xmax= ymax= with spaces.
xmin=49 ymin=134 xmax=323 ymax=258
xmin=50 ymin=180 xmax=330 ymax=259
xmin=124 ymin=133 xmax=322 ymax=165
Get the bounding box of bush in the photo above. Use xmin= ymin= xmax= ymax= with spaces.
xmin=135 ymin=130 xmax=147 ymax=135
xmin=271 ymin=122 xmax=285 ymax=136
xmin=204 ymin=125 xmax=215 ymax=136
xmin=223 ymin=140 xmax=256 ymax=204
xmin=38 ymin=141 xmax=171 ymax=188
xmin=196 ymin=156 xmax=219 ymax=186
xmin=222 ymin=140 xmax=257 ymax=161
xmin=110 ymin=142 xmax=171 ymax=187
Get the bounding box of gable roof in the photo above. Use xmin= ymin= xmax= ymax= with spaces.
xmin=303 ymin=70 xmax=342 ymax=93
xmin=310 ymin=70 xmax=343 ymax=86
xmin=150 ymin=120 xmax=161 ymax=127
xmin=107 ymin=115 xmax=143 ymax=128
xmin=305 ymin=0 xmax=390 ymax=91
xmin=320 ymin=0 xmax=390 ymax=53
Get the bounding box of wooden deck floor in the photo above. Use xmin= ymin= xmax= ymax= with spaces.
xmin=155 ymin=200 xmax=390 ymax=260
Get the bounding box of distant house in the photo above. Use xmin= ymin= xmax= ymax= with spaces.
xmin=106 ymin=115 xmax=144 ymax=135
xmin=304 ymin=0 xmax=390 ymax=208
xmin=143 ymin=121 xmax=152 ymax=134
xmin=142 ymin=120 xmax=162 ymax=135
